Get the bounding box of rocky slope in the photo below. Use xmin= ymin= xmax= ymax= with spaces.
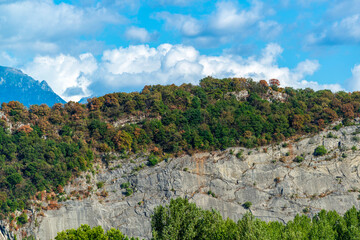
xmin=0 ymin=66 xmax=65 ymax=107
xmin=4 ymin=123 xmax=360 ymax=239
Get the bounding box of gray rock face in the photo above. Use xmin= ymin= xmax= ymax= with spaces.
xmin=9 ymin=125 xmax=360 ymax=239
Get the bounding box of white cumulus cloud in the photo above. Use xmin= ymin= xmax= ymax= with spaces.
xmin=23 ymin=53 xmax=97 ymax=102
xmin=23 ymin=43 xmax=342 ymax=102
xmin=155 ymin=1 xmax=281 ymax=47
xmin=347 ymin=64 xmax=360 ymax=91
xmin=0 ymin=0 xmax=123 ymax=56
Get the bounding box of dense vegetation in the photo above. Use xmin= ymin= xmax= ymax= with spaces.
xmin=55 ymin=198 xmax=360 ymax=240
xmin=55 ymin=225 xmax=137 ymax=240
xmin=1 ymin=77 xmax=360 ymax=219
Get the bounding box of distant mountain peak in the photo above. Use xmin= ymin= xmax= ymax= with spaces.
xmin=0 ymin=65 xmax=66 ymax=107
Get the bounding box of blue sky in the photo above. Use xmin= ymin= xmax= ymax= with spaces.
xmin=0 ymin=0 xmax=360 ymax=101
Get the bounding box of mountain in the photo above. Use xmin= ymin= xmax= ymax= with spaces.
xmin=1 ymin=77 xmax=360 ymax=239
xmin=78 ymin=95 xmax=96 ymax=104
xmin=0 ymin=66 xmax=65 ymax=107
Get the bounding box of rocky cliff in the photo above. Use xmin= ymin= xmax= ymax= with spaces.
xmin=5 ymin=123 xmax=360 ymax=239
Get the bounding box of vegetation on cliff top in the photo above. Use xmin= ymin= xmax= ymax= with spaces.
xmin=0 ymin=77 xmax=360 ymax=219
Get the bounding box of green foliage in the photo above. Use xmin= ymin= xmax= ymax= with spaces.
xmin=207 ymin=190 xmax=216 ymax=198
xmin=17 ymin=213 xmax=28 ymax=225
xmin=125 ymin=188 xmax=133 ymax=196
xmin=2 ymin=77 xmax=360 ymax=218
xmin=54 ymin=224 xmax=135 ymax=240
xmin=0 ymin=125 xmax=93 ymax=217
xmin=97 ymin=182 xmax=104 ymax=189
xmin=55 ymin=198 xmax=360 ymax=240
xmin=314 ymin=145 xmax=327 ymax=156
xmin=148 ymin=154 xmax=159 ymax=166
xmin=236 ymin=150 xmax=244 ymax=159
xmin=326 ymin=132 xmax=337 ymax=138
xmin=120 ymin=182 xmax=130 ymax=189
xmin=294 ymin=156 xmax=304 ymax=163
xmin=333 ymin=124 xmax=343 ymax=131
xmin=151 ymin=198 xmax=360 ymax=240
xmin=243 ymin=201 xmax=252 ymax=209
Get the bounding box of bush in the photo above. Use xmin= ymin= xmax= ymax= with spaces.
xmin=243 ymin=201 xmax=252 ymax=209
xmin=333 ymin=124 xmax=343 ymax=131
xmin=96 ymin=182 xmax=104 ymax=189
xmin=17 ymin=213 xmax=28 ymax=225
xmin=120 ymin=182 xmax=130 ymax=189
xmin=148 ymin=154 xmax=159 ymax=166
xmin=294 ymin=156 xmax=304 ymax=163
xmin=207 ymin=190 xmax=216 ymax=198
xmin=125 ymin=188 xmax=133 ymax=196
xmin=326 ymin=132 xmax=337 ymax=138
xmin=6 ymin=173 xmax=23 ymax=186
xmin=314 ymin=145 xmax=327 ymax=156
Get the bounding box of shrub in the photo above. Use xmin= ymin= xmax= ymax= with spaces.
xmin=148 ymin=154 xmax=159 ymax=166
xmin=333 ymin=124 xmax=343 ymax=131
xmin=243 ymin=201 xmax=252 ymax=209
xmin=207 ymin=190 xmax=216 ymax=198
xmin=326 ymin=132 xmax=337 ymax=138
xmin=236 ymin=150 xmax=244 ymax=159
xmin=314 ymin=145 xmax=327 ymax=156
xmin=125 ymin=188 xmax=133 ymax=196
xmin=294 ymin=156 xmax=304 ymax=163
xmin=96 ymin=182 xmax=104 ymax=189
xmin=6 ymin=173 xmax=23 ymax=186
xmin=120 ymin=182 xmax=130 ymax=189
xmin=17 ymin=213 xmax=28 ymax=225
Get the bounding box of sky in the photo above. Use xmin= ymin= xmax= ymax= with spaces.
xmin=0 ymin=0 xmax=360 ymax=102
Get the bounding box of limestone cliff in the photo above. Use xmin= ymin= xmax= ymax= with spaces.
xmin=6 ymin=124 xmax=360 ymax=239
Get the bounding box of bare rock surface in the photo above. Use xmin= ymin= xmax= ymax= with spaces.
xmin=10 ymin=125 xmax=360 ymax=239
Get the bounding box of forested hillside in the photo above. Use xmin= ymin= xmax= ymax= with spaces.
xmin=0 ymin=77 xmax=359 ymax=220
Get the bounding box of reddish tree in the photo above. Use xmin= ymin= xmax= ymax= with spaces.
xmin=269 ymin=79 xmax=280 ymax=87
xmin=17 ymin=125 xmax=33 ymax=134
xmin=318 ymin=119 xmax=325 ymax=129
xmin=259 ymin=80 xmax=268 ymax=87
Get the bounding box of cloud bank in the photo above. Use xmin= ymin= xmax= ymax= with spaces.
xmin=155 ymin=1 xmax=282 ymax=47
xmin=23 ymin=43 xmax=342 ymax=102
xmin=347 ymin=64 xmax=360 ymax=91
xmin=0 ymin=0 xmax=123 ymax=56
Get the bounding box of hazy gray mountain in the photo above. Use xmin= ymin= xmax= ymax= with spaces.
xmin=0 ymin=66 xmax=65 ymax=107
xmin=78 ymin=95 xmax=96 ymax=104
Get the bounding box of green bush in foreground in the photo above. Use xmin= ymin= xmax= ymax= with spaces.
xmin=55 ymin=198 xmax=360 ymax=240
xmin=55 ymin=225 xmax=137 ymax=240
